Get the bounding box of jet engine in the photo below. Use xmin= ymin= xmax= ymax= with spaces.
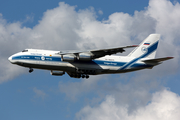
xmin=61 ymin=54 xmax=76 ymax=62
xmin=51 ymin=71 xmax=65 ymax=76
xmin=78 ymin=53 xmax=93 ymax=61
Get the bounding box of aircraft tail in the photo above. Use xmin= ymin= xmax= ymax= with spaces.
xmin=128 ymin=34 xmax=160 ymax=59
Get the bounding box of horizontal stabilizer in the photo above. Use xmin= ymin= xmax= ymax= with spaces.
xmin=142 ymin=57 xmax=174 ymax=63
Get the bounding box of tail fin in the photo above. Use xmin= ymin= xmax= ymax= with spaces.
xmin=128 ymin=34 xmax=160 ymax=59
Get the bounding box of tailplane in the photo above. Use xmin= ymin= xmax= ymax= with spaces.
xmin=142 ymin=57 xmax=174 ymax=64
xmin=128 ymin=34 xmax=160 ymax=59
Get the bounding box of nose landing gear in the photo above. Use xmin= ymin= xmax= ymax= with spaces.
xmin=29 ymin=68 xmax=33 ymax=73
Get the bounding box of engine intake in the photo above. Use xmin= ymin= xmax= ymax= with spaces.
xmin=51 ymin=71 xmax=65 ymax=76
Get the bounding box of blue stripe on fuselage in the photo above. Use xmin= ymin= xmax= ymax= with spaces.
xmin=12 ymin=55 xmax=127 ymax=66
xmin=74 ymin=60 xmax=126 ymax=67
xmin=12 ymin=55 xmax=62 ymax=62
xmin=12 ymin=54 xmax=152 ymax=69
xmin=12 ymin=55 xmax=127 ymax=67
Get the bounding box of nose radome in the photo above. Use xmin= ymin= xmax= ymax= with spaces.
xmin=8 ymin=56 xmax=12 ymax=62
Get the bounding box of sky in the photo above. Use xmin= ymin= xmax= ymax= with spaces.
xmin=0 ymin=0 xmax=180 ymax=120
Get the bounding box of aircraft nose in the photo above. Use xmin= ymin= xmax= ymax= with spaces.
xmin=8 ymin=56 xmax=13 ymax=63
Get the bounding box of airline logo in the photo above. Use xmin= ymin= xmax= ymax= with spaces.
xmin=144 ymin=43 xmax=150 ymax=45
xmin=41 ymin=56 xmax=45 ymax=60
xmin=141 ymin=47 xmax=148 ymax=53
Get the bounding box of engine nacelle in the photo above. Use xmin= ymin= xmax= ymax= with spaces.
xmin=62 ymin=54 xmax=76 ymax=62
xmin=78 ymin=53 xmax=92 ymax=61
xmin=51 ymin=71 xmax=65 ymax=76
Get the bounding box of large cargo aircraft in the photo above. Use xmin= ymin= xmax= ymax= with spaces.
xmin=8 ymin=34 xmax=173 ymax=79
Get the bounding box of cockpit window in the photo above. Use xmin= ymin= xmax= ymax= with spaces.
xmin=22 ymin=49 xmax=28 ymax=52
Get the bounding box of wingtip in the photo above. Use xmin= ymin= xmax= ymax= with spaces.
xmin=166 ymin=57 xmax=174 ymax=59
xmin=132 ymin=45 xmax=139 ymax=47
xmin=124 ymin=45 xmax=138 ymax=48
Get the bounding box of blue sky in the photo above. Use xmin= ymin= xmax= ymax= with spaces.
xmin=0 ymin=0 xmax=149 ymax=27
xmin=0 ymin=0 xmax=180 ymax=120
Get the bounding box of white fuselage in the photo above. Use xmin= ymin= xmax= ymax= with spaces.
xmin=8 ymin=49 xmax=153 ymax=76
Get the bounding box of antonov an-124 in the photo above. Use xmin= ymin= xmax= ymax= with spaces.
xmin=8 ymin=34 xmax=173 ymax=79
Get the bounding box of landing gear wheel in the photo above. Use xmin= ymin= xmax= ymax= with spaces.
xmin=82 ymin=75 xmax=85 ymax=78
xmin=86 ymin=75 xmax=89 ymax=79
xmin=77 ymin=74 xmax=81 ymax=78
xmin=29 ymin=68 xmax=33 ymax=73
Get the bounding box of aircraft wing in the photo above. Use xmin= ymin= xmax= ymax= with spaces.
xmin=58 ymin=45 xmax=138 ymax=60
xmin=142 ymin=57 xmax=174 ymax=63
xmin=90 ymin=45 xmax=138 ymax=57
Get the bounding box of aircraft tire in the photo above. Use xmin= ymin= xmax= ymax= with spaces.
xmin=86 ymin=75 xmax=89 ymax=79
xmin=82 ymin=75 xmax=85 ymax=78
xmin=29 ymin=68 xmax=33 ymax=73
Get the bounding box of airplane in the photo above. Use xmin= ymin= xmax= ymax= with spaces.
xmin=8 ymin=34 xmax=173 ymax=79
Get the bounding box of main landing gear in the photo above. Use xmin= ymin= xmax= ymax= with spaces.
xmin=81 ymin=74 xmax=89 ymax=79
xmin=29 ymin=68 xmax=33 ymax=73
xmin=69 ymin=74 xmax=89 ymax=79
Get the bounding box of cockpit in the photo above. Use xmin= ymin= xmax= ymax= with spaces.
xmin=22 ymin=49 xmax=28 ymax=52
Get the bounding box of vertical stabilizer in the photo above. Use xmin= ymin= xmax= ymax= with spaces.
xmin=128 ymin=34 xmax=160 ymax=59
